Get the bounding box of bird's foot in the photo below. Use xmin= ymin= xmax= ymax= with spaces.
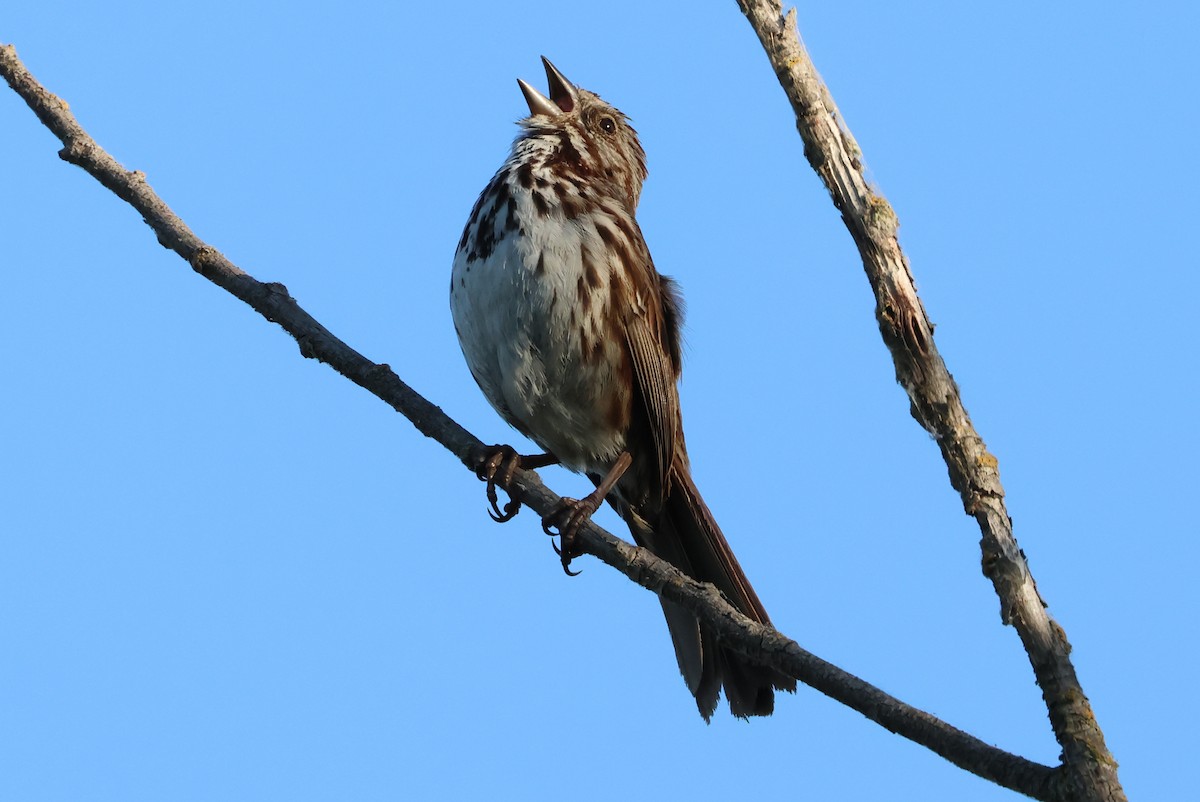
xmin=471 ymin=445 xmax=558 ymax=523
xmin=542 ymin=492 xmax=605 ymax=577
xmin=473 ymin=444 xmax=523 ymax=522
xmin=541 ymin=452 xmax=633 ymax=576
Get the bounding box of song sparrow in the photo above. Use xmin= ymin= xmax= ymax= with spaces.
xmin=450 ymin=57 xmax=795 ymax=720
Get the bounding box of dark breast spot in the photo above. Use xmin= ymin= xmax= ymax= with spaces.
xmin=584 ymin=259 xmax=602 ymax=290
xmin=459 ymin=172 xmax=518 ymax=262
xmin=561 ymin=192 xmax=583 ymax=220
xmin=516 ymin=160 xmax=535 ymax=188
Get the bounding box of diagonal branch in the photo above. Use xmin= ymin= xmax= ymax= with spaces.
xmin=5 ymin=43 xmax=1054 ymax=800
xmin=733 ymin=4 xmax=1124 ymax=801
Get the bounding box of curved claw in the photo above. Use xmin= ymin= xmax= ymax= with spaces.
xmin=542 ymin=497 xmax=598 ymax=577
xmin=541 ymin=513 xmax=562 ymax=538
xmin=488 ymin=496 xmax=521 ymax=523
xmin=548 ymin=537 xmax=582 ymax=576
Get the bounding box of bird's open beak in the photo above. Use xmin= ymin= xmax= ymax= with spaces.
xmin=517 ymin=56 xmax=578 ymax=117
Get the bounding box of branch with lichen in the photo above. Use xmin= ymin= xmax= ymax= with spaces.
xmin=734 ymin=3 xmax=1125 ymax=801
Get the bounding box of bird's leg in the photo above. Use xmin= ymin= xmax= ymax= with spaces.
xmin=472 ymin=444 xmax=559 ymax=522
xmin=543 ymin=451 xmax=633 ymax=576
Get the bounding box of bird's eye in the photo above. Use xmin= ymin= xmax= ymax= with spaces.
xmin=598 ymin=115 xmax=617 ymax=134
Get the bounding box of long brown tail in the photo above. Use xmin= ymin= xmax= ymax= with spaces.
xmin=622 ymin=467 xmax=796 ymax=720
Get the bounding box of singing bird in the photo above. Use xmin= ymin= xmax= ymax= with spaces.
xmin=451 ymin=58 xmax=794 ymax=719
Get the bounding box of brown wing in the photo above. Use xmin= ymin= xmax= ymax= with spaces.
xmin=601 ymin=208 xmax=682 ymax=501
xmin=624 ymin=311 xmax=678 ymax=497
xmin=590 ymin=204 xmax=683 ymax=498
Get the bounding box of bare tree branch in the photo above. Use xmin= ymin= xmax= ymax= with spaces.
xmin=2 ymin=38 xmax=1090 ymax=800
xmin=733 ymin=4 xmax=1124 ymax=801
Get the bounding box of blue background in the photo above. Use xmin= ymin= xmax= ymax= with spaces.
xmin=3 ymin=3 xmax=1194 ymax=800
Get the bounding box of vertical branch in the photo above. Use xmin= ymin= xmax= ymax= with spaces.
xmin=733 ymin=3 xmax=1124 ymax=801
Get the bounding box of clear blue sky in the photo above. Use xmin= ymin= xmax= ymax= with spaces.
xmin=3 ymin=3 xmax=1194 ymax=800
